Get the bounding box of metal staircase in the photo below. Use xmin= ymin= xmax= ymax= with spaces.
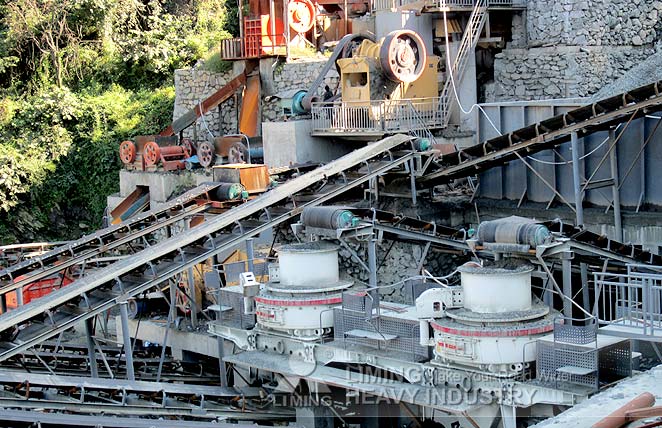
xmin=440 ymin=0 xmax=488 ymax=125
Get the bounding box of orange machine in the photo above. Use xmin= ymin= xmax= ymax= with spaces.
xmin=3 ymin=271 xmax=74 ymax=313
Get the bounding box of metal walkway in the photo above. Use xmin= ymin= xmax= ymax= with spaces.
xmin=419 ymin=80 xmax=662 ymax=186
xmin=0 ymin=135 xmax=416 ymax=361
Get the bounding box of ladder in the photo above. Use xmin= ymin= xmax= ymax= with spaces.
xmin=440 ymin=0 xmax=488 ymax=125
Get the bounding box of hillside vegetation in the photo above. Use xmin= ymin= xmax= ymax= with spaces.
xmin=0 ymin=0 xmax=235 ymax=242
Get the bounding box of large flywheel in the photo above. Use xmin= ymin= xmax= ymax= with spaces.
xmin=379 ymin=30 xmax=427 ymax=83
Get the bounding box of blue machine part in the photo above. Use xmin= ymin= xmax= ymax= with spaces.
xmin=291 ymin=90 xmax=308 ymax=115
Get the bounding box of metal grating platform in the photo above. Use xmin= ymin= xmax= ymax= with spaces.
xmin=333 ymin=308 xmax=429 ymax=361
xmin=218 ymin=287 xmax=255 ymax=329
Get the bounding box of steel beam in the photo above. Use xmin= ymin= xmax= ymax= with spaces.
xmin=0 ymin=409 xmax=264 ymax=428
xmin=571 ymin=131 xmax=584 ymax=227
xmin=84 ymin=318 xmax=98 ymax=378
xmin=608 ymin=129 xmax=623 ymax=241
xmin=119 ymin=301 xmax=135 ymax=381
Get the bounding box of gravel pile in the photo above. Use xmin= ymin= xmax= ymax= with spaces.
xmin=593 ymin=48 xmax=662 ymax=100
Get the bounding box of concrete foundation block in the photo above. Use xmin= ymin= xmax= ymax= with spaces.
xmin=262 ymin=119 xmax=353 ymax=168
xmin=106 ymin=194 xmax=125 ymax=214
xmin=118 ymin=169 xmax=213 ymax=202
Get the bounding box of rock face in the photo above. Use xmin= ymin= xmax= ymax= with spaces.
xmin=491 ymin=0 xmax=662 ymax=101
xmin=173 ymin=59 xmax=339 ymax=139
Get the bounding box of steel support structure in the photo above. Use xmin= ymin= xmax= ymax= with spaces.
xmin=570 ymin=132 xmax=584 ymax=227
xmin=119 ymin=301 xmax=135 ymax=380
xmin=84 ymin=318 xmax=98 ymax=378
xmin=0 ymin=135 xmax=415 ymax=361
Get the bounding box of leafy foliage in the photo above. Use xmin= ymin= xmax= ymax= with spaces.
xmin=0 ymin=0 xmax=234 ymax=242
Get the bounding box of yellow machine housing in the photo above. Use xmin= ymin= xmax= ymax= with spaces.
xmin=338 ymin=55 xmax=440 ymax=105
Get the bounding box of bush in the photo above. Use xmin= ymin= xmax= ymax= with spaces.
xmin=0 ymin=0 xmax=235 ymax=243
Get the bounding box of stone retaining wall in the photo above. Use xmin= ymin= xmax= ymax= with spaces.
xmin=527 ymin=0 xmax=662 ymax=47
xmin=173 ymin=68 xmax=237 ymax=140
xmin=492 ymin=0 xmax=662 ymax=101
xmin=492 ymin=46 xmax=653 ymax=100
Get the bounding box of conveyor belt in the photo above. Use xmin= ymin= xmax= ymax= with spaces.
xmin=350 ymin=208 xmax=469 ymax=250
xmin=0 ymin=373 xmax=290 ymax=421
xmin=0 ymin=183 xmax=221 ymax=299
xmin=0 ymin=410 xmax=267 ymax=428
xmin=0 ymin=242 xmax=67 ymax=268
xmin=0 ymin=135 xmax=415 ymax=361
xmin=419 ymin=80 xmax=662 ymax=185
xmin=544 ymin=219 xmax=662 ymax=265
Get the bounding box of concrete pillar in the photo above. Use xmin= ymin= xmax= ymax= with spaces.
xmin=217 ymin=336 xmax=228 ymax=387
xmin=446 ymin=37 xmax=478 ymax=133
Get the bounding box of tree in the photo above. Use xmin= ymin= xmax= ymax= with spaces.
xmin=4 ymin=0 xmax=86 ymax=88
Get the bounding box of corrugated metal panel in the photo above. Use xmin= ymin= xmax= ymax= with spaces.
xmin=477 ymin=100 xmax=662 ymax=209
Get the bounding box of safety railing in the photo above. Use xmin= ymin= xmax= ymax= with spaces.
xmin=372 ymin=0 xmax=525 ymax=11
xmin=437 ymin=0 xmax=525 ymax=8
xmin=310 ymin=97 xmax=447 ymax=135
xmin=593 ymin=265 xmax=662 ymax=338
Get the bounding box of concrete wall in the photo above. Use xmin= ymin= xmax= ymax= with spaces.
xmin=262 ymin=120 xmax=353 ymax=167
xmin=476 ymin=99 xmax=662 ymax=248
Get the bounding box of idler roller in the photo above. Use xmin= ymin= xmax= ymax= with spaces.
xmin=477 ymin=217 xmax=551 ymax=248
xmin=379 ymin=30 xmax=427 ymax=83
xmin=301 ymin=206 xmax=360 ymax=229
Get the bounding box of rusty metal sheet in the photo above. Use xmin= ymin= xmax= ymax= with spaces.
xmin=213 ymin=164 xmax=271 ymax=194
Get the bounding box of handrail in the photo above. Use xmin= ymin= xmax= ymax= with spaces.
xmin=372 ymin=0 xmax=525 ymax=12
xmin=311 ymin=97 xmax=446 ymax=134
xmin=440 ymin=0 xmax=488 ymax=126
xmin=593 ymin=269 xmax=662 ymax=338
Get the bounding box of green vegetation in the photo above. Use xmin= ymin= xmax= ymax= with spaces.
xmin=0 ymin=0 xmax=236 ymax=242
